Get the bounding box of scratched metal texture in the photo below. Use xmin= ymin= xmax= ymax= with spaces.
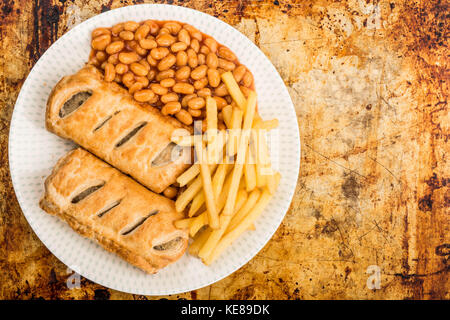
xmin=0 ymin=0 xmax=448 ymax=300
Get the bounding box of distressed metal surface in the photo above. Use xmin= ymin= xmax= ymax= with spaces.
xmin=0 ymin=0 xmax=448 ymax=300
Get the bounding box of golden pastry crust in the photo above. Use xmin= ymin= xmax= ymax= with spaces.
xmin=46 ymin=65 xmax=192 ymax=193
xmin=39 ymin=148 xmax=189 ymax=274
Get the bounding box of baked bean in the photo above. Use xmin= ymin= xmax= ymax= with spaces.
xmin=107 ymin=53 xmax=119 ymax=64
xmin=190 ymin=39 xmax=200 ymax=53
xmin=106 ymin=41 xmax=124 ymax=55
xmin=188 ymin=108 xmax=202 ymax=117
xmin=178 ymin=29 xmax=191 ymax=45
xmin=92 ymin=28 xmax=110 ymax=38
xmin=218 ymin=121 xmax=226 ymax=131
xmin=193 ymin=77 xmax=208 ymax=90
xmin=134 ymin=24 xmax=150 ymax=41
xmin=146 ymin=55 xmax=158 ymax=67
xmin=123 ymin=21 xmax=140 ymax=32
xmin=160 ymin=78 xmax=176 ymax=88
xmin=125 ymin=39 xmax=138 ymax=51
xmin=198 ymin=53 xmax=206 ymax=65
xmin=135 ymin=76 xmax=149 ymax=87
xmin=89 ymin=56 xmax=100 ymax=67
xmin=187 ymin=97 xmax=205 ymax=109
xmin=171 ymin=41 xmax=187 ymax=53
xmin=181 ymin=94 xmax=197 ymax=107
xmin=225 ymin=95 xmax=233 ymax=104
xmin=158 ymin=54 xmax=176 ymax=71
xmin=147 ymin=69 xmax=156 ymax=81
xmin=183 ymin=24 xmax=202 ymax=41
xmin=206 ymin=52 xmax=219 ymax=69
xmin=173 ymin=82 xmax=195 ymax=94
xmin=207 ymin=68 xmax=221 ymax=87
xmin=148 ymin=94 xmax=159 ymax=104
xmin=139 ymin=38 xmax=157 ymax=50
xmin=161 ymin=93 xmax=179 ymax=104
xmin=104 ymin=63 xmax=116 ymax=82
xmin=118 ymin=52 xmax=139 ymax=64
xmin=115 ymin=63 xmax=129 ymax=75
xmin=111 ymin=23 xmax=124 ymax=36
xmin=204 ymin=37 xmax=218 ymax=53
xmin=101 ymin=61 xmax=108 ymax=70
xmin=163 ymin=186 xmax=177 ymax=199
xmin=135 ymin=45 xmax=148 ymax=56
xmin=151 ymin=47 xmax=169 ymax=60
xmin=190 ymin=65 xmax=208 ymax=80
xmin=218 ymin=58 xmax=235 ymax=71
xmin=197 ymin=88 xmax=212 ymax=97
xmin=233 ymin=65 xmax=246 ymax=83
xmin=156 ymin=69 xmax=175 ymax=81
xmin=119 ymin=30 xmax=134 ymax=41
xmin=122 ymin=72 xmax=135 ymax=88
xmin=162 ymin=101 xmax=181 ymax=115
xmin=217 ymin=68 xmax=227 ymax=75
xmin=150 ymin=83 xmax=169 ymax=95
xmin=114 ymin=74 xmax=122 ymax=83
xmin=130 ymin=62 xmax=149 ymax=76
xmin=212 ymin=96 xmax=227 ymax=110
xmin=144 ymin=20 xmax=159 ymax=34
xmin=134 ymin=89 xmax=155 ymax=102
xmin=218 ymin=46 xmax=237 ymax=61
xmin=92 ymin=34 xmax=111 ymax=51
xmin=187 ymin=49 xmax=198 ymax=68
xmin=175 ymin=66 xmax=191 ymax=80
xmin=139 ymin=58 xmax=151 ymax=70
xmin=176 ymin=51 xmax=188 ymax=66
xmin=128 ymin=82 xmax=144 ymax=94
xmin=158 ymin=27 xmax=170 ymax=35
xmin=200 ymin=45 xmax=210 ymax=55
xmin=214 ymin=83 xmax=229 ymax=96
xmin=175 ymin=109 xmax=193 ymax=125
xmin=164 ymin=22 xmax=182 ymax=35
xmin=156 ymin=33 xmax=176 ymax=47
xmin=240 ymin=85 xmax=253 ymax=98
xmin=95 ymin=51 xmax=107 ymax=62
xmin=242 ymin=71 xmax=253 ymax=87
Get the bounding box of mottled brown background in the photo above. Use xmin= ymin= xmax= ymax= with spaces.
xmin=0 ymin=0 xmax=448 ymax=300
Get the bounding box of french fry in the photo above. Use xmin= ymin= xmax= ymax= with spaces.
xmin=222 ymin=105 xmax=233 ymax=128
xmin=189 ymin=212 xmax=208 ymax=237
xmin=262 ymin=119 xmax=279 ymax=130
xmin=244 ymin=151 xmax=257 ymax=192
xmin=189 ymin=191 xmax=205 ymax=217
xmin=194 ymin=138 xmax=219 ymax=229
xmin=206 ymin=96 xmax=218 ymax=163
xmin=205 ymin=175 xmax=280 ymax=265
xmin=176 ymin=131 xmax=227 ymax=187
xmin=198 ymin=189 xmax=248 ymax=261
xmin=223 ymin=91 xmax=257 ymax=215
xmin=227 ymin=108 xmax=243 ymax=157
xmin=175 ymin=217 xmax=195 ymax=229
xmin=189 ymin=227 xmax=212 ymax=256
xmin=189 ymin=170 xmax=234 ymax=236
xmin=175 ymin=176 xmax=203 ymax=212
xmin=221 ymin=71 xmax=246 ymax=109
xmin=226 ymin=188 xmax=261 ymax=233
xmin=266 ymin=171 xmax=279 ymax=194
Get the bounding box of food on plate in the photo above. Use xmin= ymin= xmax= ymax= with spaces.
xmin=88 ymin=20 xmax=255 ymax=127
xmin=42 ymin=18 xmax=280 ymax=268
xmin=39 ymin=148 xmax=189 ymax=274
xmin=171 ymin=71 xmax=281 ymax=265
xmin=46 ymin=65 xmax=191 ymax=194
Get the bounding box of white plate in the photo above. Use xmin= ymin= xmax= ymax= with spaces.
xmin=9 ymin=4 xmax=300 ymax=295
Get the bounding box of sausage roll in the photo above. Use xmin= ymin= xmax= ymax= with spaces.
xmin=39 ymin=148 xmax=189 ymax=274
xmin=46 ymin=65 xmax=192 ymax=193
